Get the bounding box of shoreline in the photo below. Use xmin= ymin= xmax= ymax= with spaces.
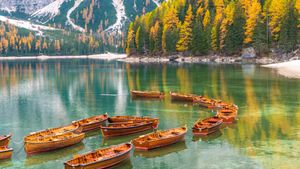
xmin=0 ymin=53 xmax=127 ymax=61
xmin=262 ymin=60 xmax=300 ymax=79
xmin=117 ymin=56 xmax=298 ymax=65
xmin=0 ymin=52 xmax=298 ymax=65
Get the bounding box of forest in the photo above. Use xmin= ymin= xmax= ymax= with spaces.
xmin=126 ymin=0 xmax=300 ymax=57
xmin=0 ymin=21 xmax=124 ymax=56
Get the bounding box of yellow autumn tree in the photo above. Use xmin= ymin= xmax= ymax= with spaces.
xmin=220 ymin=2 xmax=235 ymax=49
xmin=42 ymin=38 xmax=48 ymax=50
xmin=243 ymin=0 xmax=262 ymax=44
xmin=269 ymin=0 xmax=288 ymax=40
xmin=296 ymin=0 xmax=300 ymax=27
xmin=0 ymin=42 xmax=2 ymax=54
xmin=54 ymin=40 xmax=61 ymax=52
xmin=203 ymin=10 xmax=211 ymax=29
xmin=35 ymin=39 xmax=41 ymax=52
xmin=176 ymin=5 xmax=194 ymax=52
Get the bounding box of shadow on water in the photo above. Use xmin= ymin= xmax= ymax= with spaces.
xmin=0 ymin=158 xmax=13 ymax=168
xmin=24 ymin=143 xmax=85 ymax=167
xmin=101 ymin=130 xmax=154 ymax=147
xmin=192 ymin=130 xmax=223 ymax=142
xmin=110 ymin=159 xmax=133 ymax=169
xmin=84 ymin=130 xmax=102 ymax=138
xmin=133 ymin=141 xmax=187 ymax=158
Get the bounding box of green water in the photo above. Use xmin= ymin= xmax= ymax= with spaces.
xmin=0 ymin=60 xmax=299 ymax=169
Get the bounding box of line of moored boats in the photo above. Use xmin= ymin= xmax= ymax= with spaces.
xmin=0 ymin=90 xmax=238 ymax=168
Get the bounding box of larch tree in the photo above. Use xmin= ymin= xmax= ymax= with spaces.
xmin=278 ymin=1 xmax=298 ymax=52
xmin=243 ymin=0 xmax=262 ymax=44
xmin=220 ymin=2 xmax=235 ymax=50
xmin=162 ymin=7 xmax=180 ymax=54
xmin=126 ymin=23 xmax=136 ymax=56
xmin=135 ymin=26 xmax=145 ymax=54
xmin=269 ymin=0 xmax=288 ymax=41
xmin=203 ymin=10 xmax=211 ymax=29
xmin=176 ymin=5 xmax=194 ymax=53
xmin=149 ymin=21 xmax=162 ymax=54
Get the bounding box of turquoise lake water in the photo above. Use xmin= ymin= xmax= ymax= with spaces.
xmin=0 ymin=59 xmax=299 ymax=169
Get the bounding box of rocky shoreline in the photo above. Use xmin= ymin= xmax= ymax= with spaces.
xmin=118 ymin=48 xmax=300 ymax=64
xmin=118 ymin=55 xmax=300 ymax=64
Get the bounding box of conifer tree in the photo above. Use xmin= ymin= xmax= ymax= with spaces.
xmin=223 ymin=3 xmax=245 ymax=54
xmin=252 ymin=18 xmax=269 ymax=56
xmin=278 ymin=2 xmax=298 ymax=52
xmin=243 ymin=0 xmax=261 ymax=44
xmin=203 ymin=10 xmax=210 ymax=29
xmin=135 ymin=26 xmax=145 ymax=54
xmin=176 ymin=5 xmax=194 ymax=53
xmin=269 ymin=0 xmax=288 ymax=41
xmin=149 ymin=21 xmax=162 ymax=54
xmin=126 ymin=23 xmax=136 ymax=56
xmin=162 ymin=7 xmax=180 ymax=54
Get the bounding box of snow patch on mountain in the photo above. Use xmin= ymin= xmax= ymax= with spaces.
xmin=104 ymin=0 xmax=127 ymax=34
xmin=66 ymin=0 xmax=85 ymax=32
xmin=0 ymin=15 xmax=58 ymax=35
xmin=31 ymin=0 xmax=65 ymax=24
xmin=0 ymin=0 xmax=55 ymax=15
xmin=0 ymin=7 xmax=16 ymax=14
xmin=152 ymin=0 xmax=161 ymax=7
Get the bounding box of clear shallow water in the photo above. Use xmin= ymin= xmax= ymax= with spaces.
xmin=0 ymin=60 xmax=299 ymax=169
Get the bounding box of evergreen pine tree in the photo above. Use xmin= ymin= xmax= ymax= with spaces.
xmin=176 ymin=5 xmax=194 ymax=53
xmin=135 ymin=26 xmax=145 ymax=54
xmin=252 ymin=19 xmax=269 ymax=56
xmin=223 ymin=3 xmax=245 ymax=55
xmin=278 ymin=2 xmax=298 ymax=52
xmin=126 ymin=23 xmax=136 ymax=56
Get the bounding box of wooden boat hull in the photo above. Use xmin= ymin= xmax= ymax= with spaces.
xmin=216 ymin=109 xmax=238 ymax=123
xmin=24 ymin=125 xmax=81 ymax=142
xmin=24 ymin=133 xmax=85 ymax=155
xmin=108 ymin=116 xmax=159 ymax=129
xmin=133 ymin=127 xmax=187 ymax=150
xmin=100 ymin=123 xmax=153 ymax=138
xmin=193 ymin=97 xmax=215 ymax=108
xmin=131 ymin=91 xmax=164 ymax=99
xmin=170 ymin=92 xmax=195 ymax=102
xmin=0 ymin=148 xmax=13 ymax=160
xmin=0 ymin=134 xmax=11 ymax=147
xmin=192 ymin=122 xmax=222 ymax=136
xmin=192 ymin=117 xmax=223 ymax=136
xmin=64 ymin=143 xmax=132 ymax=169
xmin=65 ymin=152 xmax=130 ymax=169
xmin=72 ymin=115 xmax=108 ymax=132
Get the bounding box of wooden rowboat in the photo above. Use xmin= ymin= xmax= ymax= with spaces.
xmin=24 ymin=132 xmax=85 ymax=154
xmin=100 ymin=121 xmax=154 ymax=138
xmin=130 ymin=90 xmax=164 ymax=99
xmin=192 ymin=117 xmax=223 ymax=136
xmin=193 ymin=97 xmax=215 ymax=108
xmin=72 ymin=114 xmax=108 ymax=132
xmin=132 ymin=126 xmax=187 ymax=150
xmin=64 ymin=143 xmax=133 ymax=169
xmin=0 ymin=134 xmax=11 ymax=147
xmin=216 ymin=108 xmax=238 ymax=123
xmin=0 ymin=146 xmax=13 ymax=160
xmin=170 ymin=92 xmax=197 ymax=102
xmin=24 ymin=125 xmax=80 ymax=142
xmin=108 ymin=116 xmax=159 ymax=129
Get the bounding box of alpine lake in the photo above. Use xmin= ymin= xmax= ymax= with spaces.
xmin=0 ymin=59 xmax=299 ymax=169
